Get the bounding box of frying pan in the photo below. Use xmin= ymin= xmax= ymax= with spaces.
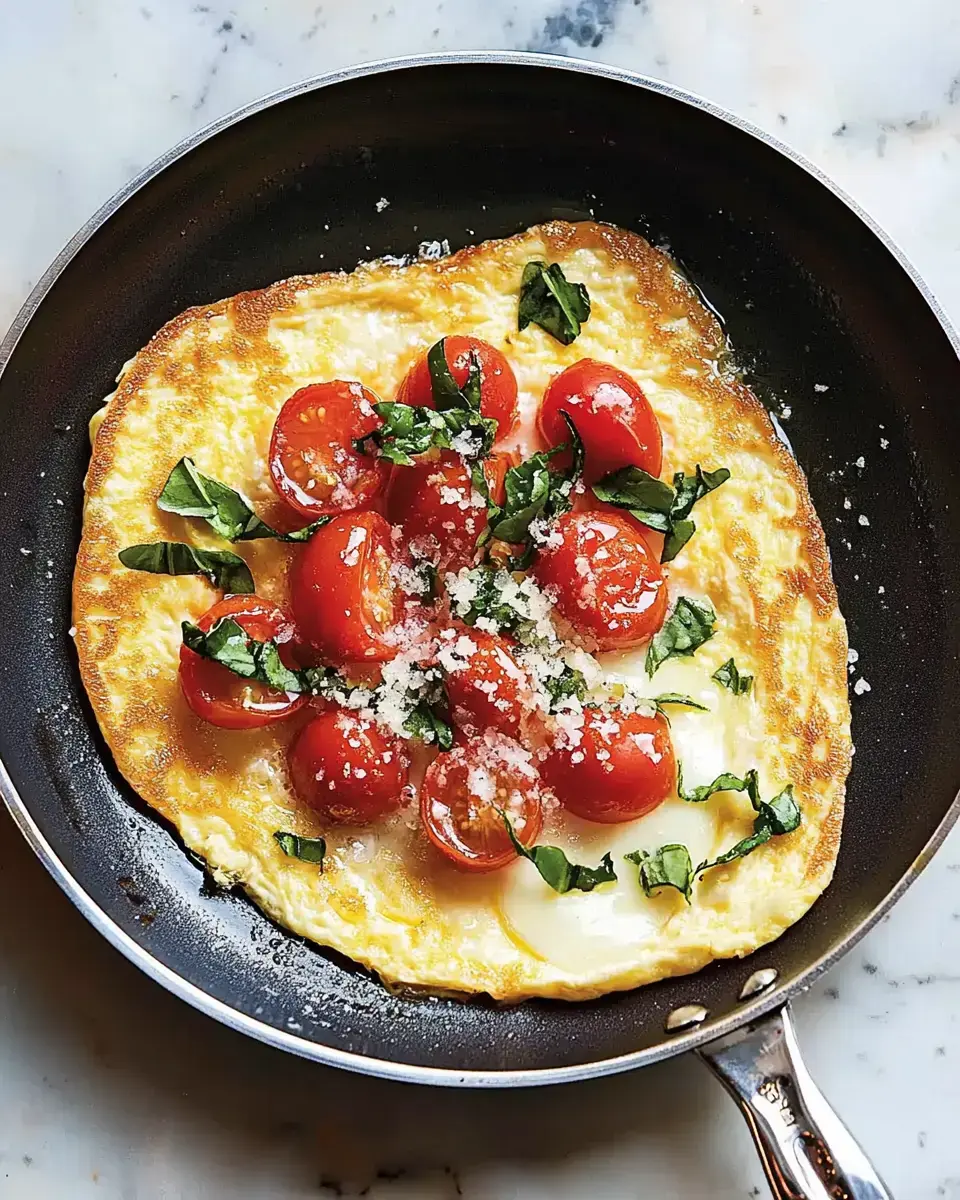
xmin=1 ymin=52 xmax=958 ymax=1199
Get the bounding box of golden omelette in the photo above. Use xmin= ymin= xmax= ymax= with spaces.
xmin=74 ymin=221 xmax=851 ymax=1002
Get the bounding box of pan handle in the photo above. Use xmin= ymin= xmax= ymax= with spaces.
xmin=697 ymin=1003 xmax=892 ymax=1199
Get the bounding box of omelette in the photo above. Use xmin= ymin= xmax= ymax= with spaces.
xmin=74 ymin=221 xmax=851 ymax=1002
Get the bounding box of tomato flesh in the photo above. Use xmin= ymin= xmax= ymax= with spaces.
xmin=288 ymin=710 xmax=410 ymax=824
xmin=269 ymin=381 xmax=389 ymax=520
xmin=420 ymin=734 xmax=544 ymax=871
xmin=396 ymin=335 xmax=519 ymax=438
xmin=291 ymin=511 xmax=399 ymax=663
xmin=537 ymin=359 xmax=662 ymax=483
xmin=385 ymin=450 xmax=515 ymax=573
xmin=542 ymin=708 xmax=675 ymax=823
xmin=532 ymin=510 xmax=667 ymax=651
xmin=440 ymin=629 xmax=528 ymax=740
xmin=179 ymin=594 xmax=305 ymax=729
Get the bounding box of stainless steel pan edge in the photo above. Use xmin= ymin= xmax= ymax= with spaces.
xmin=3 ymin=49 xmax=959 ymax=1199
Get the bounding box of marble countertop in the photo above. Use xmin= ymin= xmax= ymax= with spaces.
xmin=2 ymin=2 xmax=960 ymax=1197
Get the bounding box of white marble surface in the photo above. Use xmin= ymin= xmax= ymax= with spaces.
xmin=2 ymin=2 xmax=960 ymax=1197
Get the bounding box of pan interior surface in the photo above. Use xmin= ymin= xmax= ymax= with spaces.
xmin=1 ymin=59 xmax=959 ymax=1078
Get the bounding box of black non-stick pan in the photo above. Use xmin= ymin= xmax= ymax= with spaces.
xmin=2 ymin=54 xmax=958 ymax=1199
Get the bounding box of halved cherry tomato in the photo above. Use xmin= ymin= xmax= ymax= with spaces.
xmin=420 ymin=734 xmax=544 ymax=872
xmin=179 ymin=594 xmax=305 ymax=729
xmin=291 ymin=511 xmax=398 ymax=663
xmin=269 ymin=380 xmax=390 ymax=520
xmin=537 ymin=359 xmax=662 ymax=484
xmin=441 ymin=629 xmax=529 ymax=740
xmin=532 ymin=510 xmax=667 ymax=651
xmin=541 ymin=707 xmax=675 ymax=823
xmin=396 ymin=335 xmax=519 ymax=438
xmin=384 ymin=450 xmax=515 ymax=573
xmin=288 ymin=710 xmax=410 ymax=823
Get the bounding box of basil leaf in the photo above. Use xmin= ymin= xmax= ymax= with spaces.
xmin=119 ymin=542 xmax=254 ymax=594
xmin=158 ymin=457 xmax=331 ymax=542
xmin=544 ymin=665 xmax=588 ymax=711
xmin=182 ymin=617 xmax=305 ymax=693
xmin=427 ymin=338 xmax=484 ymax=412
xmin=452 ymin=565 xmax=539 ymax=640
xmin=625 ymin=844 xmax=692 ymax=902
xmin=504 ymin=815 xmax=616 ymax=893
xmin=645 ymin=596 xmax=717 ymax=677
xmin=357 ymin=401 xmax=496 ymax=465
xmin=403 ymin=702 xmax=454 ymax=751
xmin=518 ymin=261 xmax=591 ymax=345
xmin=592 ymin=463 xmax=730 ymax=563
xmin=651 ymin=693 xmax=708 ymax=712
xmin=274 ymin=832 xmax=326 ymax=865
xmin=713 ymin=658 xmax=754 ymax=696
xmin=695 ymin=785 xmax=800 ymax=877
xmin=678 ymin=765 xmax=760 ymax=806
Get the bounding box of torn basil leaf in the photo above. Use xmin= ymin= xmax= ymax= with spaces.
xmin=696 ymin=785 xmax=801 ymax=877
xmin=159 ymin=457 xmax=331 ymax=542
xmin=403 ymin=702 xmax=454 ymax=751
xmin=544 ymin=664 xmax=588 ymax=712
xmin=274 ymin=832 xmax=326 ymax=865
xmin=645 ymin=596 xmax=717 ymax=677
xmin=678 ymin=765 xmax=759 ymax=806
xmin=504 ymin=815 xmax=616 ymax=893
xmin=626 ymin=844 xmax=693 ymax=902
xmin=427 ymin=338 xmax=483 ymax=411
xmin=182 ymin=617 xmax=305 ymax=693
xmin=119 ymin=542 xmax=254 ymax=594
xmin=713 ymin=658 xmax=753 ymax=696
xmin=518 ymin=261 xmax=591 ymax=345
xmin=592 ymin=463 xmax=730 ymax=563
xmin=650 ymin=693 xmax=708 ymax=713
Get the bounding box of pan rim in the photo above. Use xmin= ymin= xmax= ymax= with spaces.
xmin=2 ymin=50 xmax=959 ymax=1087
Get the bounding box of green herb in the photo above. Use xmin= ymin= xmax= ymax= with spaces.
xmin=713 ymin=658 xmax=753 ymax=696
xmin=403 ymin=702 xmax=454 ymax=751
xmin=427 ymin=338 xmax=482 ymax=411
xmin=625 ymin=845 xmax=693 ymax=902
xmin=592 ymin=463 xmax=730 ymax=563
xmin=678 ymin=765 xmax=759 ymax=805
xmin=645 ymin=596 xmax=717 ymax=677
xmin=482 ymin=412 xmax=584 ymax=568
xmin=274 ymin=832 xmax=327 ymax=865
xmin=159 ymin=457 xmax=331 ymax=542
xmin=696 ymin=784 xmax=801 ymax=876
xmin=518 ymin=261 xmax=591 ymax=345
xmin=118 ymin=542 xmax=254 ymax=594
xmin=451 ymin=565 xmax=539 ymax=641
xmin=544 ymin=665 xmax=588 ymax=712
xmin=504 ymin=815 xmax=617 ymax=893
xmin=182 ymin=617 xmax=304 ymax=692
xmin=650 ymin=693 xmax=708 ymax=716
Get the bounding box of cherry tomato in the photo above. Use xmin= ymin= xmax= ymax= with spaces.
xmin=420 ymin=734 xmax=544 ymax=872
xmin=269 ymin=381 xmax=389 ymax=520
xmin=288 ymin=710 xmax=410 ymax=824
xmin=537 ymin=359 xmax=662 ymax=484
xmin=385 ymin=450 xmax=515 ymax=573
xmin=542 ymin=707 xmax=675 ymax=824
xmin=292 ymin=511 xmax=398 ymax=663
xmin=396 ymin=335 xmax=519 ymax=437
xmin=441 ymin=629 xmax=529 ymax=740
xmin=179 ymin=594 xmax=305 ymax=729
xmin=532 ymin=510 xmax=667 ymax=651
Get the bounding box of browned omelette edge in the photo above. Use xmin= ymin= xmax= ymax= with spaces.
xmin=74 ymin=220 xmax=849 ymax=990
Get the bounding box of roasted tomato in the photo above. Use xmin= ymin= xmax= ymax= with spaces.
xmin=420 ymin=734 xmax=544 ymax=872
xmin=541 ymin=708 xmax=675 ymax=823
xmin=384 ymin=450 xmax=515 ymax=573
xmin=440 ymin=629 xmax=529 ymax=740
xmin=532 ymin=510 xmax=666 ymax=651
xmin=537 ymin=359 xmax=662 ymax=483
xmin=179 ymin=594 xmax=305 ymax=729
xmin=291 ymin=511 xmax=398 ymax=663
xmin=269 ymin=380 xmax=389 ymax=520
xmin=396 ymin=335 xmax=519 ymax=437
xmin=288 ymin=710 xmax=410 ymax=823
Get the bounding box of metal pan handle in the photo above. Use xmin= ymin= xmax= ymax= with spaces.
xmin=697 ymin=1003 xmax=892 ymax=1199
